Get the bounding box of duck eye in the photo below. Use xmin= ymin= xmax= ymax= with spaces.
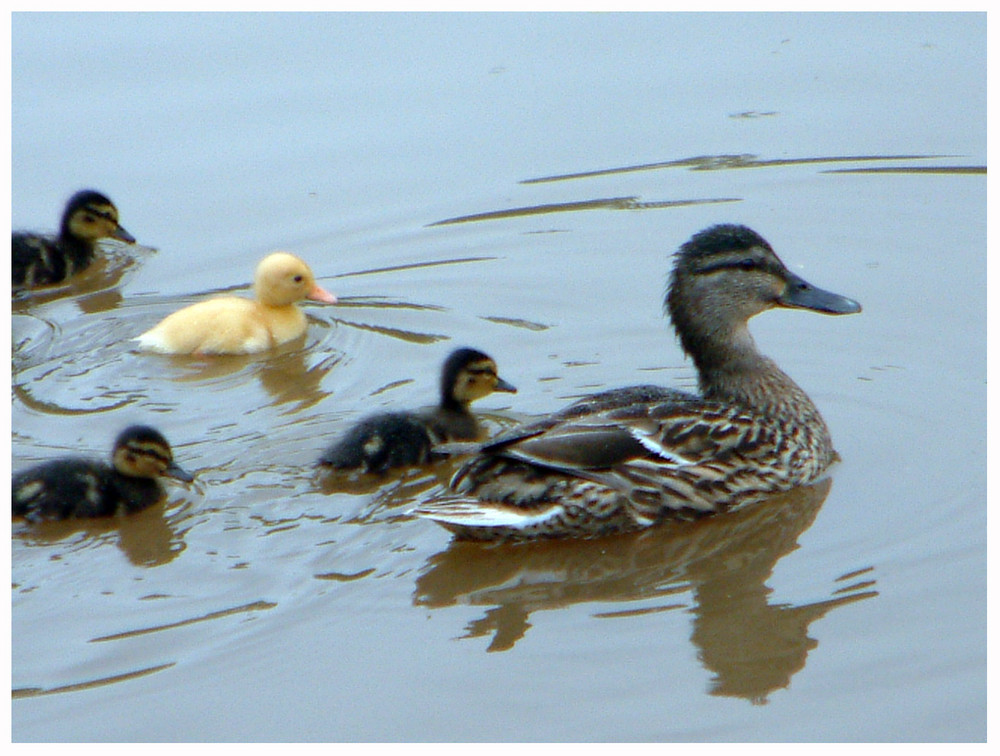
xmin=738 ymin=258 xmax=757 ymax=271
xmin=293 ymin=275 xmax=303 ymax=283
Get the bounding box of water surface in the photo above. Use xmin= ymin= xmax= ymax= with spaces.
xmin=10 ymin=12 xmax=985 ymax=742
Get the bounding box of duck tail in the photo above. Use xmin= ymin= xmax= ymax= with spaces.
xmin=411 ymin=496 xmax=563 ymax=540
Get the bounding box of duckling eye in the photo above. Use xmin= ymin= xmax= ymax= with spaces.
xmin=738 ymin=258 xmax=757 ymax=271
xmin=293 ymin=275 xmax=303 ymax=283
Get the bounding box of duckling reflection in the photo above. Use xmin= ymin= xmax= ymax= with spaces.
xmin=414 ymin=479 xmax=877 ymax=702
xmin=12 ymin=495 xmax=190 ymax=568
xmin=148 ymin=335 xmax=341 ymax=414
xmin=12 ymin=244 xmax=153 ymax=312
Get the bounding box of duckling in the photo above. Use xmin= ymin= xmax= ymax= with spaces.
xmin=135 ymin=251 xmax=337 ymax=355
xmin=414 ymin=224 xmax=861 ymax=540
xmin=12 ymin=425 xmax=193 ymax=522
xmin=319 ymin=348 xmax=517 ymax=473
xmin=12 ymin=189 xmax=136 ymax=289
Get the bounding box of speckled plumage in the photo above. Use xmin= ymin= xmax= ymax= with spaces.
xmin=318 ymin=348 xmax=516 ymax=474
xmin=415 ymin=224 xmax=861 ymax=540
xmin=12 ymin=425 xmax=193 ymax=522
xmin=12 ymin=190 xmax=135 ymax=289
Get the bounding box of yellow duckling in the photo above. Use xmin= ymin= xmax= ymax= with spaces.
xmin=136 ymin=252 xmax=337 ymax=355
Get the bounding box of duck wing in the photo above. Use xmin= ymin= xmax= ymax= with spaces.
xmin=477 ymin=384 xmax=756 ymax=474
xmin=12 ymin=460 xmax=116 ymax=521
xmin=443 ymin=384 xmax=788 ymax=522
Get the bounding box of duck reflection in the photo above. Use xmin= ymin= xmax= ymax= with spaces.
xmin=160 ymin=339 xmax=341 ymax=411
xmin=11 ymin=244 xmax=152 ymax=313
xmin=255 ymin=348 xmax=342 ymax=410
xmin=13 ymin=497 xmax=190 ymax=568
xmin=414 ymin=478 xmax=877 ymax=703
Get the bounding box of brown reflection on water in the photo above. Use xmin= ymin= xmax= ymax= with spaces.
xmin=12 ymin=497 xmax=190 ymax=568
xmin=414 ymin=478 xmax=877 ymax=703
xmin=822 ymin=165 xmax=985 ymax=175
xmin=520 ymin=152 xmax=948 ymax=184
xmin=479 ymin=315 xmax=550 ymax=332
xmin=11 ymin=242 xmax=154 ymax=312
xmin=422 ymin=152 xmax=971 ymax=229
xmin=89 ymin=599 xmax=276 ymax=643
xmin=332 ymin=256 xmax=498 ymax=280
xmin=428 ymin=196 xmax=740 ymax=227
xmin=145 ymin=339 xmax=342 ymax=411
xmin=325 ymin=297 xmax=456 ymax=345
xmin=332 ymin=318 xmax=450 ymax=345
xmin=316 ymin=461 xmax=458 ymax=528
xmin=13 ymin=662 xmax=175 ymax=700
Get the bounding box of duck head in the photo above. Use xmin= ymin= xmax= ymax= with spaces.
xmin=253 ymin=252 xmax=338 ymax=307
xmin=442 ymin=348 xmax=517 ymax=409
xmin=666 ymin=224 xmax=861 ymax=364
xmin=62 ymin=189 xmax=136 ymax=244
xmin=111 ymin=425 xmax=193 ymax=482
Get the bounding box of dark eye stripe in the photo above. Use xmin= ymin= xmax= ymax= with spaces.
xmin=125 ymin=442 xmax=171 ymax=464
xmin=694 ymin=256 xmax=776 ymax=276
xmin=82 ymin=206 xmax=115 ymax=222
xmin=466 ymin=366 xmax=497 ymax=377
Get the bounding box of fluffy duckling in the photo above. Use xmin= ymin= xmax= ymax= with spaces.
xmin=136 ymin=251 xmax=337 ymax=355
xmin=12 ymin=425 xmax=193 ymax=522
xmin=12 ymin=189 xmax=136 ymax=289
xmin=414 ymin=224 xmax=861 ymax=540
xmin=319 ymin=348 xmax=517 ymax=474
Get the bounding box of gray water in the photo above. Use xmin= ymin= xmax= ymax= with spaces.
xmin=10 ymin=12 xmax=985 ymax=742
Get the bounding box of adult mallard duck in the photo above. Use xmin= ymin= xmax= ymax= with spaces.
xmin=135 ymin=251 xmax=337 ymax=355
xmin=12 ymin=189 xmax=136 ymax=289
xmin=12 ymin=425 xmax=193 ymax=522
xmin=414 ymin=224 xmax=861 ymax=540
xmin=319 ymin=347 xmax=516 ymax=474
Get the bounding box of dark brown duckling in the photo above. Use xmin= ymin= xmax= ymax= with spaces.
xmin=12 ymin=425 xmax=193 ymax=522
xmin=318 ymin=348 xmax=516 ymax=474
xmin=12 ymin=189 xmax=136 ymax=289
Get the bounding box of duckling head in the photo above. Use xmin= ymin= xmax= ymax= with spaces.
xmin=62 ymin=189 xmax=136 ymax=244
xmin=253 ymin=252 xmax=338 ymax=307
xmin=111 ymin=425 xmax=194 ymax=482
xmin=666 ymin=224 xmax=861 ymax=362
xmin=442 ymin=348 xmax=517 ymax=408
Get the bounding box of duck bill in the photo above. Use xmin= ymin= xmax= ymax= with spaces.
xmin=778 ymin=272 xmax=862 ymax=315
xmin=495 ymin=377 xmax=518 ymax=393
xmin=307 ymin=284 xmax=338 ymax=305
xmin=112 ymin=224 xmax=137 ymax=244
xmin=165 ymin=461 xmax=195 ymax=483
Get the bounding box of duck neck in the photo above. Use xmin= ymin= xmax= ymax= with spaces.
xmin=110 ymin=475 xmax=164 ymax=514
xmin=430 ymin=396 xmax=480 ymax=442
xmin=687 ymin=323 xmax=827 ymax=428
xmin=439 ymin=392 xmax=470 ymax=415
xmin=56 ymin=228 xmax=97 ymax=269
